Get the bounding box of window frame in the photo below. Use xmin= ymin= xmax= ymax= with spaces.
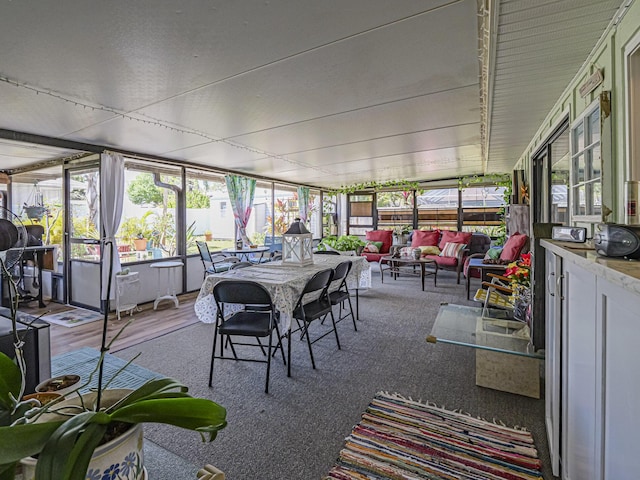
xmin=570 ymin=99 xmax=601 ymax=223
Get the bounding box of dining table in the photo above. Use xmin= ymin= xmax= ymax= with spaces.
xmin=194 ymin=254 xmax=371 ymax=333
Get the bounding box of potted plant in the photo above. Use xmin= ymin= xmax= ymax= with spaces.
xmin=204 ymin=230 xmax=213 ymax=242
xmin=317 ymin=235 xmax=366 ymax=255
xmin=392 ymin=225 xmax=412 ymax=245
xmin=0 ymin=238 xmax=227 ymax=480
xmin=132 ymin=233 xmax=147 ymax=251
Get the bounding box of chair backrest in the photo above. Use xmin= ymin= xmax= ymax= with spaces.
xmin=333 ymin=260 xmax=352 ymax=284
xmin=301 ymin=268 xmax=334 ymax=296
xmin=315 ymin=250 xmax=340 ymax=255
xmin=229 ymin=261 xmax=253 ymax=270
xmin=196 ymin=241 xmax=212 ymax=264
xmin=213 ymin=280 xmax=272 ymax=308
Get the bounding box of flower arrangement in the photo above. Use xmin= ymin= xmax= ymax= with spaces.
xmin=504 ymin=252 xmax=531 ymax=323
xmin=504 ymin=252 xmax=531 ymax=287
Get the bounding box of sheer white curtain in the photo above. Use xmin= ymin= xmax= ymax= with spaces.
xmin=100 ymin=151 xmax=125 ymax=300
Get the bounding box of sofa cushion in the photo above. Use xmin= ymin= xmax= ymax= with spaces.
xmin=365 ymin=230 xmax=393 ymax=254
xmin=438 ymin=230 xmax=472 ymax=250
xmin=425 ymin=254 xmax=458 ymax=267
xmin=410 ymin=230 xmax=439 ymax=247
xmin=500 ymin=233 xmax=528 ymax=261
xmin=361 ymin=252 xmax=388 ymax=263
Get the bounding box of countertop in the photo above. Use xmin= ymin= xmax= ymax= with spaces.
xmin=541 ymin=239 xmax=640 ymax=296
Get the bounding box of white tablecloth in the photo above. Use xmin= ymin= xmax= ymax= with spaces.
xmin=194 ymin=255 xmax=371 ymax=331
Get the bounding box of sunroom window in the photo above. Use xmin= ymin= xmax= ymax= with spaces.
xmin=571 ymin=101 xmax=601 ymax=220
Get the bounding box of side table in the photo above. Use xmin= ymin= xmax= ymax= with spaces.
xmin=115 ymin=271 xmax=141 ymax=320
xmin=465 ymin=257 xmax=507 ymax=299
xmin=150 ymin=261 xmax=183 ymax=310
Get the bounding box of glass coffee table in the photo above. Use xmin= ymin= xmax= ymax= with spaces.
xmin=427 ymin=303 xmax=544 ymax=398
xmin=380 ymin=255 xmax=438 ymax=291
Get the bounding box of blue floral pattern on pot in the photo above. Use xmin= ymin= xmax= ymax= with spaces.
xmin=85 ymin=451 xmax=143 ymax=480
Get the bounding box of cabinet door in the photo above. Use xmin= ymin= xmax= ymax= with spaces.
xmin=597 ymin=278 xmax=640 ymax=478
xmin=562 ymin=260 xmax=599 ymax=480
xmin=545 ymin=250 xmax=561 ymax=476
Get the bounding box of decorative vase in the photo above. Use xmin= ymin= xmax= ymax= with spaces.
xmin=21 ymin=389 xmax=147 ymax=480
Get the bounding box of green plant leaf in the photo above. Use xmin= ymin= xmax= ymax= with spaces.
xmin=0 ymin=421 xmax=64 ymax=464
xmin=35 ymin=411 xmax=106 ymax=480
xmin=0 ymin=462 xmax=17 ymax=480
xmin=0 ymin=352 xmax=21 ymax=411
xmin=109 ymin=397 xmax=227 ymax=440
xmin=105 ymin=377 xmax=189 ymax=412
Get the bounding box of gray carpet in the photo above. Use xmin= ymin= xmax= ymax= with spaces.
xmin=115 ymin=267 xmax=552 ymax=480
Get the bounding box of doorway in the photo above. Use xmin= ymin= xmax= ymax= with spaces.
xmin=532 ymin=119 xmax=570 ymax=224
xmin=65 ymin=164 xmax=101 ymax=310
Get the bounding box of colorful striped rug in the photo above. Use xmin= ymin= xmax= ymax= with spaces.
xmin=325 ymin=392 xmax=543 ymax=480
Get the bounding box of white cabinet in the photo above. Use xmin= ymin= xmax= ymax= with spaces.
xmin=544 ymin=249 xmax=562 ymax=476
xmin=562 ymin=260 xmax=599 ymax=480
xmin=597 ymin=278 xmax=640 ymax=478
xmin=544 ymin=241 xmax=640 ymax=480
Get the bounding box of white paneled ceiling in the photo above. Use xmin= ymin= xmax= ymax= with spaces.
xmin=483 ymin=0 xmax=626 ymax=173
xmin=0 ymin=0 xmax=628 ymax=188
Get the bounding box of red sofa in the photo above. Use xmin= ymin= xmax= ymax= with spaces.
xmin=389 ymin=229 xmax=492 ymax=283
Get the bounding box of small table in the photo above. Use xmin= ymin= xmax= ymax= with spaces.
xmin=222 ymin=246 xmax=270 ymax=262
xmin=380 ymin=255 xmax=438 ymax=291
xmin=149 ymin=261 xmax=183 ymax=310
xmin=465 ymin=257 xmax=508 ymax=299
xmin=427 ymin=303 xmax=543 ymax=398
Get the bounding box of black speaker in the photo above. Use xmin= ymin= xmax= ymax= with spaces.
xmin=594 ymin=224 xmax=640 ymax=259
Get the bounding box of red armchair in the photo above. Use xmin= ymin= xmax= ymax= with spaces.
xmin=360 ymin=230 xmax=393 ymax=263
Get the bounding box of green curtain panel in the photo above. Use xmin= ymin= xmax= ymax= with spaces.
xmin=225 ymin=174 xmax=256 ymax=245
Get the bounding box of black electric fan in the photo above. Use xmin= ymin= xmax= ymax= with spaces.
xmin=0 ymin=206 xmax=29 ymax=303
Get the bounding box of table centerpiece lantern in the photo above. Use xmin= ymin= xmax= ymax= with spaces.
xmin=282 ymin=218 xmax=313 ymax=266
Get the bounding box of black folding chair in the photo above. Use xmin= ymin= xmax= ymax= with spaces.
xmin=210 ymin=280 xmax=286 ymax=393
xmin=289 ymin=268 xmax=339 ymax=375
xmin=328 ymin=260 xmax=357 ymax=331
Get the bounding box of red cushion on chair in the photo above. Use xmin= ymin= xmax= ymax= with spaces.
xmin=438 ymin=231 xmax=472 ymax=250
xmin=365 ymin=230 xmax=393 ymax=254
xmin=411 ymin=230 xmax=439 ymax=247
xmin=500 ymin=233 xmax=528 ymax=261
xmin=426 ymin=254 xmax=458 ymax=267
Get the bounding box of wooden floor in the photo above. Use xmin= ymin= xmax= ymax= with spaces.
xmin=22 ymin=292 xmax=202 ymax=357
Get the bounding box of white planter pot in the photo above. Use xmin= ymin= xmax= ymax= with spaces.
xmin=35 ymin=374 xmax=81 ymax=397
xmin=21 ymin=389 xmax=147 ymax=480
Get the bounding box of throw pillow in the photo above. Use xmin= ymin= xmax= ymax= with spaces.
xmin=440 ymin=242 xmax=466 ymax=258
xmin=499 ymin=233 xmax=528 ymax=261
xmin=365 ymin=230 xmax=393 ymax=253
xmin=438 ymin=230 xmax=473 ymax=250
xmin=484 ymin=247 xmax=502 ymax=260
xmin=363 ymin=241 xmax=383 ymax=253
xmin=410 ymin=230 xmax=440 ymax=247
xmin=419 ymin=245 xmax=441 ymax=256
